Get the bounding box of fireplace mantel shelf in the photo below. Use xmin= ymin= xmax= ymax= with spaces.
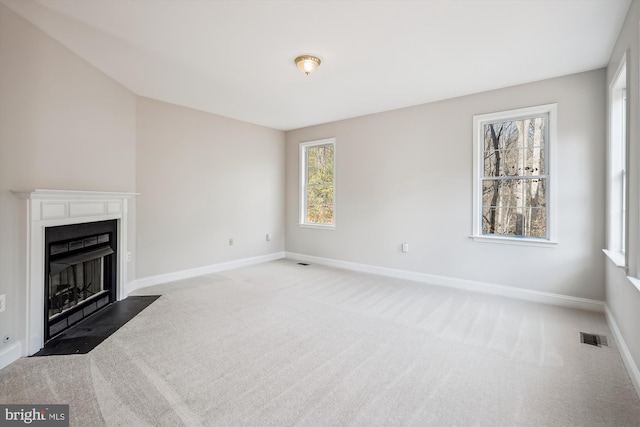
xmin=13 ymin=189 xmax=140 ymax=199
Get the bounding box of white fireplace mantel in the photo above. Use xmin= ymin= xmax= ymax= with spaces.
xmin=13 ymin=189 xmax=138 ymax=356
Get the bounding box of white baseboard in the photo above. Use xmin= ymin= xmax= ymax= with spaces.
xmin=0 ymin=341 xmax=22 ymax=371
xmin=285 ymin=252 xmax=605 ymax=313
xmin=605 ymin=304 xmax=640 ymax=400
xmin=129 ymin=252 xmax=286 ymax=293
xmin=123 ymin=279 xmax=139 ymax=297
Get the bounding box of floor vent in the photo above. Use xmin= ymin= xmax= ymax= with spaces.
xmin=297 ymin=262 xmax=310 ymax=266
xmin=580 ymin=332 xmax=608 ymax=347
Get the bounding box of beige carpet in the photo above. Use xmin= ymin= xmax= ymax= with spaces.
xmin=1 ymin=259 xmax=639 ymax=426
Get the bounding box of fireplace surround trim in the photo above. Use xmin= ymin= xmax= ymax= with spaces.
xmin=13 ymin=189 xmax=138 ymax=356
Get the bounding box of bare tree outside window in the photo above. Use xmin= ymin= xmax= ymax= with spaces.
xmin=482 ymin=117 xmax=547 ymax=238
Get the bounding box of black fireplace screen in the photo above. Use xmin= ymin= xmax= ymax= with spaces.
xmin=49 ymin=248 xmax=112 ymax=318
xmin=45 ymin=220 xmax=117 ymax=341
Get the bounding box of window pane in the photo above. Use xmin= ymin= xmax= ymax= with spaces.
xmin=501 ymin=149 xmax=522 ymax=177
xmin=482 ymin=179 xmax=547 ymax=238
xmin=307 ymin=146 xmax=321 ymax=167
xmin=307 ymin=165 xmax=333 ymax=184
xmin=484 ymin=124 xmax=545 ymax=178
xmin=306 ymin=206 xmax=319 ymax=223
xmin=525 ymin=117 xmax=545 ymax=150
xmin=482 ymin=207 xmax=522 ymax=235
xmin=483 ymin=179 xmax=546 ymax=207
xmin=483 ymin=124 xmax=504 ymax=156
xmin=525 ymin=145 xmax=544 ymax=175
xmin=482 ymin=204 xmax=547 ymax=237
xmin=482 ymin=206 xmax=492 ymax=234
xmin=308 ymin=166 xmax=329 ymax=185
xmin=524 ymin=207 xmax=547 ymax=238
xmin=484 ymin=125 xmax=499 ymax=154
xmin=524 ymin=178 xmax=546 ymax=208
xmin=484 ymin=121 xmax=520 ymax=153
xmin=306 ymin=184 xmax=334 ymax=224
xmin=319 ymin=206 xmax=333 ymax=224
xmin=482 ymin=181 xmax=495 ymax=208
xmin=307 ymin=145 xmax=333 ymax=167
xmin=307 ymin=185 xmax=333 ymax=206
xmin=484 ymin=149 xmax=523 ymax=177
xmin=306 ymin=204 xmax=333 ymax=224
xmin=307 ymin=144 xmax=333 ymax=185
xmin=482 ymin=179 xmax=522 ymax=208
xmin=484 ymin=149 xmax=498 ymax=177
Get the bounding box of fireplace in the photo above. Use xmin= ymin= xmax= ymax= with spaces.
xmin=14 ymin=189 xmax=136 ymax=356
xmin=44 ymin=220 xmax=117 ymax=341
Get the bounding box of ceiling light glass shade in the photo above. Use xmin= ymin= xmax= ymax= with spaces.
xmin=295 ymin=55 xmax=321 ymax=75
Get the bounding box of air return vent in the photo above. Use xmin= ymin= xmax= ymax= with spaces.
xmin=580 ymin=332 xmax=608 ymax=347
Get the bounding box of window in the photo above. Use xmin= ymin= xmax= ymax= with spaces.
xmin=300 ymin=138 xmax=335 ymax=228
xmin=472 ymin=104 xmax=557 ymax=246
xmin=606 ymin=58 xmax=627 ymax=265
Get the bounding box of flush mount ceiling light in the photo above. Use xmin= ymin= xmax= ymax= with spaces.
xmin=295 ymin=55 xmax=321 ymax=75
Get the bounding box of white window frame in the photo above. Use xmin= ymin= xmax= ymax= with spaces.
xmin=299 ymin=137 xmax=336 ymax=229
xmin=604 ymin=56 xmax=627 ymax=267
xmin=471 ymin=104 xmax=558 ymax=247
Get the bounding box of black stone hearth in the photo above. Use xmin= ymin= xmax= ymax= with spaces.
xmin=32 ymin=295 xmax=160 ymax=356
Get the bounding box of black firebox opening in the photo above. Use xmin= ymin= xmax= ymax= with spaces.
xmin=44 ymin=219 xmax=118 ymax=342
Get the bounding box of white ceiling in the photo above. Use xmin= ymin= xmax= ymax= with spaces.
xmin=1 ymin=0 xmax=631 ymax=131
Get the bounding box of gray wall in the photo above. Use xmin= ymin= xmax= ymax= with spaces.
xmin=285 ymin=69 xmax=606 ymax=301
xmin=135 ymin=97 xmax=285 ymax=279
xmin=605 ymin=0 xmax=640 ymax=388
xmin=0 ymin=4 xmax=137 ymax=353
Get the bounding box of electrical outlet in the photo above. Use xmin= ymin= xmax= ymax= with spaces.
xmin=229 ymin=238 xmax=234 ymax=246
xmin=402 ymin=243 xmax=409 ymax=253
xmin=0 ymin=294 xmax=5 ymax=313
xmin=266 ymin=233 xmax=272 ymax=241
xmin=126 ymin=251 xmax=132 ymax=262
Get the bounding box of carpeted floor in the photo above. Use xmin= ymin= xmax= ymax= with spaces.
xmin=1 ymin=259 xmax=639 ymax=426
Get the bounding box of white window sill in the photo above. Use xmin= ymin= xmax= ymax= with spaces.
xmin=602 ymin=249 xmax=626 ymax=268
xmin=626 ymin=276 xmax=640 ymax=293
xmin=298 ymin=223 xmax=335 ymax=230
xmin=470 ymin=235 xmax=557 ymax=248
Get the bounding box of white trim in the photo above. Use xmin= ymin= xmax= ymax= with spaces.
xmin=299 ymin=137 xmax=336 ymax=228
xmin=13 ymin=189 xmax=140 ymax=199
xmin=605 ymin=304 xmax=640 ymax=400
xmin=472 ymin=103 xmax=558 ymax=244
xmin=0 ymin=341 xmax=22 ymax=371
xmin=124 ymin=279 xmax=140 ymax=296
xmin=285 ymin=252 xmax=604 ymax=312
xmin=603 ymin=248 xmax=626 ymax=268
xmin=132 ymin=252 xmax=286 ymax=291
xmin=606 ymin=54 xmax=628 ymax=260
xmin=13 ymin=189 xmax=138 ymax=356
xmin=471 ymin=235 xmax=557 ymax=248
xmin=625 ymin=276 xmax=640 ymax=293
xmin=298 ymin=223 xmax=336 ymax=230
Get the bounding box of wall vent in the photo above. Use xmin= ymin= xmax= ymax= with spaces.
xmin=580 ymin=332 xmax=608 ymax=347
